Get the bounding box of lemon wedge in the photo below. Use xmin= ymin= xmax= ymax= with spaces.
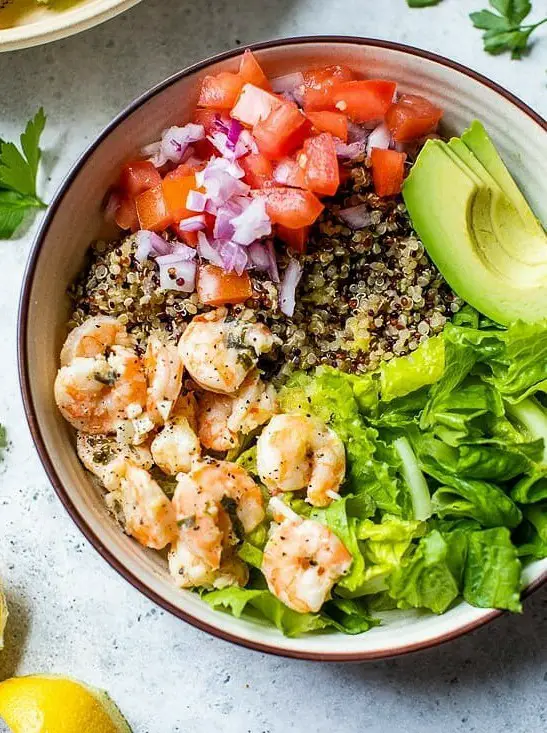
xmin=0 ymin=675 xmax=132 ymax=733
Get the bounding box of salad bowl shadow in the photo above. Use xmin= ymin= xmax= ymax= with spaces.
xmin=18 ymin=37 xmax=547 ymax=661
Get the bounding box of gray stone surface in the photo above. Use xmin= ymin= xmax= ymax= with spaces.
xmin=0 ymin=0 xmax=546 ymax=731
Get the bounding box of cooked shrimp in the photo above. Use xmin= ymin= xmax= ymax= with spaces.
xmin=256 ymin=414 xmax=346 ymax=507
xmin=77 ymin=433 xmax=153 ymax=491
xmin=54 ymin=347 xmax=148 ymax=434
xmin=197 ymin=370 xmax=277 ymax=452
xmin=114 ymin=463 xmax=178 ymax=550
xmin=168 ymin=458 xmax=264 ymax=588
xmin=173 ymin=458 xmax=265 ymax=537
xmin=151 ymin=395 xmax=201 ymax=475
xmin=60 ymin=316 xmax=132 ymax=367
xmin=178 ymin=308 xmax=276 ymax=394
xmin=168 ymin=536 xmax=248 ymax=589
xmin=143 ymin=332 xmax=184 ymax=425
xmin=262 ymin=498 xmax=352 ymax=613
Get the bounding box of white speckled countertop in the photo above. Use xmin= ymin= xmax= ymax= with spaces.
xmin=0 ymin=1 xmax=546 ymax=731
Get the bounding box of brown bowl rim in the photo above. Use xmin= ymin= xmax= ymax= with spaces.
xmin=17 ymin=35 xmax=547 ymax=662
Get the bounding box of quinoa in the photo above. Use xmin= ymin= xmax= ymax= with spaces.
xmin=69 ymin=161 xmax=461 ymax=381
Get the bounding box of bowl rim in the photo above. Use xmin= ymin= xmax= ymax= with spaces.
xmin=18 ymin=35 xmax=547 ymax=662
xmin=0 ymin=0 xmax=143 ymax=53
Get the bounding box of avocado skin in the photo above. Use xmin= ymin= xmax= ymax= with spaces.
xmin=402 ymin=121 xmax=547 ymax=326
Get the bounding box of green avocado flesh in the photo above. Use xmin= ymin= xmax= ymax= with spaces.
xmin=402 ymin=120 xmax=547 ymax=326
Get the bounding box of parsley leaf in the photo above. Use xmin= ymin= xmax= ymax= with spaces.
xmin=0 ymin=108 xmax=47 ymax=239
xmin=470 ymin=1 xmax=547 ymax=59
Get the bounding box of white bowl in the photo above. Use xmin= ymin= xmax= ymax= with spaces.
xmin=0 ymin=0 xmax=142 ymax=52
xmin=18 ymin=37 xmax=547 ymax=660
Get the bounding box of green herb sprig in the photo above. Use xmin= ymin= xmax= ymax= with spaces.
xmin=0 ymin=108 xmax=47 ymax=239
xmin=470 ymin=0 xmax=547 ymax=58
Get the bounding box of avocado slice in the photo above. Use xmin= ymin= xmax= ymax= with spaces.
xmin=402 ymin=124 xmax=547 ymax=326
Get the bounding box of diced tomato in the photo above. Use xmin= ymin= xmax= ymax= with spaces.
xmin=135 ymin=185 xmax=173 ymax=231
xmin=114 ymin=195 xmax=139 ymax=231
xmin=192 ymin=138 xmax=217 ymax=160
xmin=301 ymin=132 xmax=340 ymax=196
xmin=385 ymin=94 xmax=443 ymax=143
xmin=277 ymin=224 xmax=310 ymax=253
xmin=163 ymin=163 xmax=201 ymax=181
xmin=302 ymin=64 xmax=356 ymax=111
xmin=273 ymin=157 xmax=306 ymax=189
xmin=256 ymin=187 xmax=324 ymax=228
xmin=162 ymin=174 xmax=198 ymax=222
xmin=307 ymin=110 xmax=348 ymax=142
xmin=331 ymin=80 xmax=397 ymax=123
xmin=198 ymin=72 xmax=244 ymax=109
xmin=231 ymin=83 xmax=283 ymax=127
xmin=118 ymin=161 xmax=161 ymax=198
xmin=239 ymin=49 xmax=270 ymax=90
xmin=253 ymin=102 xmax=310 ymax=160
xmin=197 ymin=264 xmax=253 ymax=306
xmin=193 ymin=108 xmax=225 ymax=135
xmin=172 ymin=225 xmax=199 ymax=247
xmin=338 ymin=164 xmax=352 ymax=185
xmin=370 ymin=148 xmax=407 ymax=197
xmin=240 ymin=153 xmax=274 ymax=188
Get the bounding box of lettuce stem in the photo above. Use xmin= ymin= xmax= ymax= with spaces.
xmin=505 ymin=398 xmax=547 ymax=465
xmin=394 ymin=437 xmax=432 ymax=521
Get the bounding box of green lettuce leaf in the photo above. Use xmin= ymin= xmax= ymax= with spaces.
xmin=203 ymin=587 xmax=332 ymax=637
xmin=511 ymin=470 xmax=547 ymax=504
xmin=430 ymin=476 xmax=522 ymax=528
xmin=515 ymin=503 xmax=547 ymax=559
xmin=387 ymin=530 xmax=460 ymax=614
xmin=321 ymin=598 xmax=379 ymax=634
xmin=379 ymin=335 xmax=445 ymax=402
xmin=463 ymin=528 xmax=522 ymax=612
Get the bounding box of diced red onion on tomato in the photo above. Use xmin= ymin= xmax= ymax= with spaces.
xmin=232 ymin=198 xmax=271 ymax=246
xmin=213 ymin=210 xmax=236 ymax=241
xmin=158 ymin=258 xmax=196 ymax=293
xmin=279 ymin=259 xmax=302 ymax=317
xmin=143 ymin=123 xmax=205 ymax=167
xmin=337 ymin=204 xmax=373 ymax=229
xmin=186 ymin=189 xmax=207 ymax=213
xmin=271 ymin=72 xmax=305 ymax=105
xmin=366 ymin=123 xmax=391 ymax=157
xmin=335 ymin=140 xmax=367 ymax=160
xmin=171 ymin=242 xmax=198 ymax=259
xmin=134 ymin=230 xmax=172 ymax=262
xmin=227 ymin=119 xmax=243 ymax=150
xmin=347 ymin=121 xmax=370 ymax=143
xmin=178 ymin=215 xmax=206 ymax=232
xmin=197 ymin=231 xmax=224 ymax=268
xmin=219 ymin=240 xmax=248 ymax=276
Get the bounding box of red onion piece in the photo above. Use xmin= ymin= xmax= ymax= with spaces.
xmin=143 ymin=123 xmax=205 ymax=167
xmin=279 ymin=258 xmax=303 ymax=317
xmin=366 ymin=123 xmax=391 ymax=157
xmin=232 ymin=198 xmax=271 ymax=246
xmin=248 ymin=241 xmax=271 ymax=270
xmin=227 ymin=119 xmax=243 ymax=150
xmin=186 ymin=190 xmax=207 ymax=213
xmin=335 ymin=140 xmax=367 ymax=160
xmin=271 ymin=72 xmax=305 ymax=105
xmin=266 ymin=240 xmax=280 ymax=283
xmin=347 ymin=121 xmax=370 ymax=144
xmin=197 ymin=231 xmax=224 ymax=268
xmin=337 ymin=204 xmax=373 ymax=229
xmin=218 ymin=240 xmax=248 ymax=276
xmin=134 ymin=230 xmax=172 ymax=262
xmin=158 ymin=258 xmax=196 ymax=293
xmin=178 ymin=215 xmax=206 ymax=232
xmin=214 ymin=210 xmax=236 ymax=241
